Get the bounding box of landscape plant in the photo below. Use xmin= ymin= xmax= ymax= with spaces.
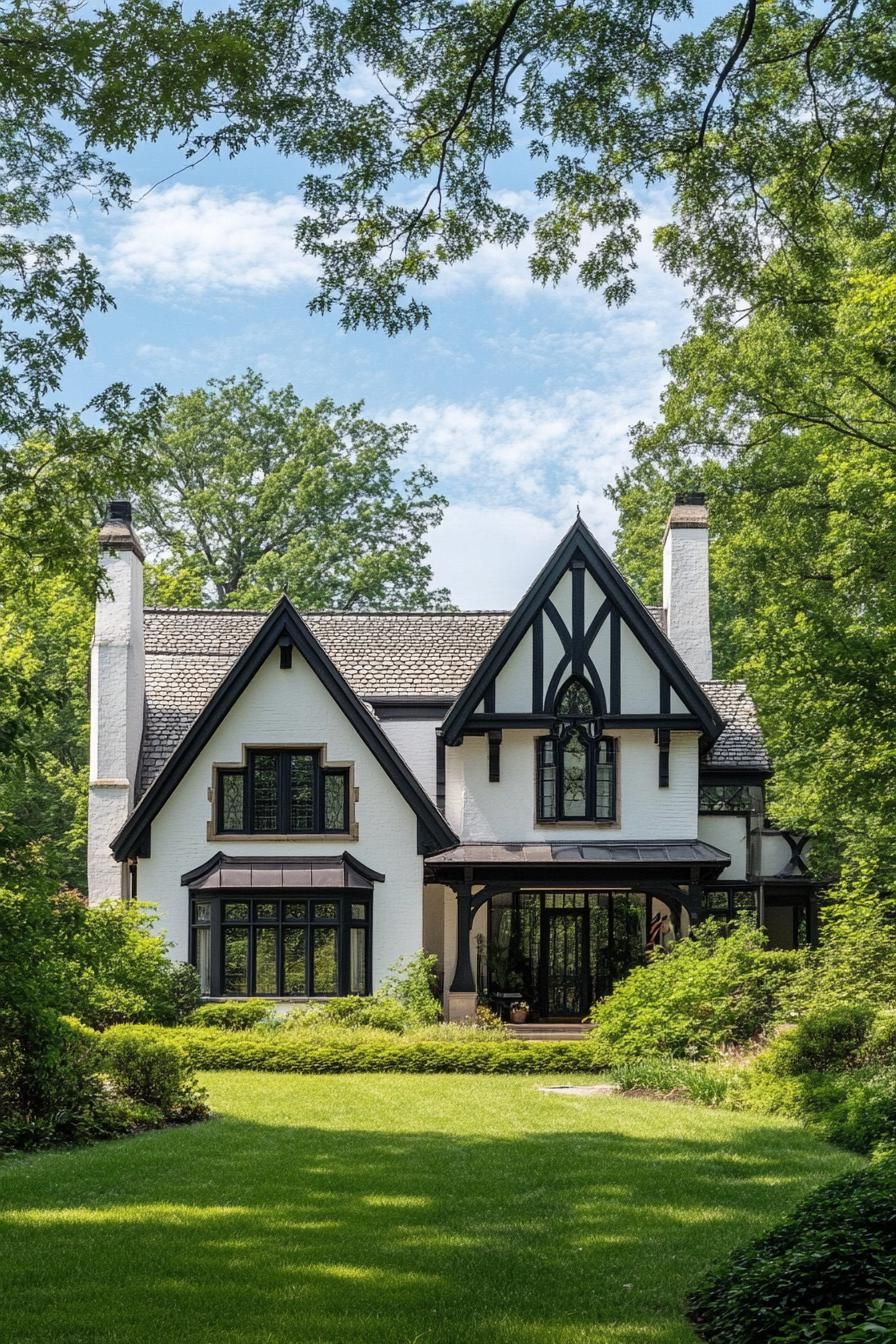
xmin=689 ymin=1154 xmax=896 ymax=1343
xmin=589 ymin=921 xmax=802 ymax=1060
xmin=138 ymin=1023 xmax=606 ymax=1074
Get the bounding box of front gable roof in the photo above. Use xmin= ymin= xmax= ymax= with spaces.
xmin=112 ymin=596 xmax=458 ymax=861
xmin=440 ymin=516 xmax=724 ymax=746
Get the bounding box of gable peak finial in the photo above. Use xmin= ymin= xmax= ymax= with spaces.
xmin=576 ymin=502 xmax=581 ymax=519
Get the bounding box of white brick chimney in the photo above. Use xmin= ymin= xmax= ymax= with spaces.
xmin=662 ymin=492 xmax=712 ymax=682
xmin=87 ymin=501 xmax=145 ymax=904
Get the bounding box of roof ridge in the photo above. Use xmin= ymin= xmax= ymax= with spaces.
xmin=144 ymin=607 xmax=512 ymax=617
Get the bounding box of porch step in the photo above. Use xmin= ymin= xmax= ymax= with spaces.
xmin=506 ymin=1022 xmax=593 ymax=1042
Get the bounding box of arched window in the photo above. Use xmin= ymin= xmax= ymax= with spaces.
xmin=537 ymin=677 xmax=616 ymax=822
xmin=555 ymin=677 xmax=595 ymax=719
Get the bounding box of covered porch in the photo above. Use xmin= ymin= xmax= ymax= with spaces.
xmin=424 ymin=840 xmax=732 ymax=1022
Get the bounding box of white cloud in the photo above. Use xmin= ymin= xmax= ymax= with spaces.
xmin=428 ymin=504 xmax=564 ymax=609
xmin=102 ymin=185 xmax=315 ymax=293
xmin=402 ymin=382 xmax=665 ymax=604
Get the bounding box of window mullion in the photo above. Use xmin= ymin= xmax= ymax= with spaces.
xmin=246 ymin=755 xmax=256 ymax=835
xmin=586 ymin=738 xmax=596 ymax=821
xmin=279 ymin=751 xmax=291 ymax=833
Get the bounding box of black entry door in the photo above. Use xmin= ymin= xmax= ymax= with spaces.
xmin=541 ymin=908 xmax=588 ymax=1017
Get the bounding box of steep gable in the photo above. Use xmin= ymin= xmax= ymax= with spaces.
xmin=113 ymin=597 xmax=457 ymax=861
xmin=440 ymin=517 xmax=724 ymax=745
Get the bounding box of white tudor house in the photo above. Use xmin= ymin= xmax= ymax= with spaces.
xmin=87 ymin=496 xmax=817 ymax=1021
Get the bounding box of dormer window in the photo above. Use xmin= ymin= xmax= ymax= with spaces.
xmin=216 ymin=749 xmax=351 ymax=837
xmin=537 ymin=677 xmax=617 ymax=823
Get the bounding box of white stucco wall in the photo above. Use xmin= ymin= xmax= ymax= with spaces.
xmin=698 ymin=813 xmax=749 ymax=881
xmin=134 ymin=649 xmax=425 ymax=987
xmin=760 ymin=830 xmax=810 ymax=878
xmin=378 ymin=719 xmax=439 ymax=802
xmin=445 ymin=729 xmax=700 ymax=841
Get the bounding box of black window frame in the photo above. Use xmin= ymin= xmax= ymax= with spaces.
xmin=215 ymin=748 xmax=350 ymax=836
xmin=536 ymin=733 xmax=617 ymax=823
xmin=698 ymin=783 xmax=756 ymax=815
xmin=190 ymin=892 xmax=372 ymax=997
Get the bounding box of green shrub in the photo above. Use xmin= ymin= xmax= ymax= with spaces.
xmin=609 ymin=1055 xmax=733 ymax=1107
xmin=377 ymin=950 xmax=442 ymax=1025
xmin=784 ymin=869 xmax=896 ymax=1017
xmin=53 ymin=895 xmax=200 ymax=1027
xmin=784 ymin=1003 xmax=874 ymax=1072
xmin=187 ymin=999 xmax=276 ymax=1031
xmin=863 ymin=1009 xmax=896 ymax=1066
xmin=689 ymin=1156 xmax=896 ymax=1343
xmin=819 ymin=1069 xmax=896 ymax=1154
xmin=158 ymin=1024 xmax=607 ymax=1074
xmin=590 ymin=922 xmax=802 ymax=1060
xmin=100 ymin=1025 xmax=208 ymax=1120
xmin=291 ymin=995 xmax=412 ymax=1032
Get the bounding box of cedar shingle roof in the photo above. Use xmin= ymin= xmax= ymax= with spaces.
xmin=138 ymin=607 xmax=768 ymax=795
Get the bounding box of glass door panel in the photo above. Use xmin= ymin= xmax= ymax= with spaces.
xmin=544 ymin=910 xmax=586 ymax=1017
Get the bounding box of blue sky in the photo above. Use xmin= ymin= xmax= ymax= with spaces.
xmin=64 ymin=125 xmax=691 ymax=608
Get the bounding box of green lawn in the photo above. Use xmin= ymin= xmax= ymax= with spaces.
xmin=1 ymin=1072 xmax=858 ymax=1344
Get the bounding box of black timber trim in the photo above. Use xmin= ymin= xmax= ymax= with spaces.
xmin=440 ymin=516 xmax=723 ymax=745
xmin=699 ymin=767 xmax=771 ymax=784
xmin=436 ymin=733 xmax=446 ymax=813
xmin=464 ymin=712 xmax=703 ymax=733
xmin=531 ymin=610 xmax=543 ymax=713
xmin=113 ymin=596 xmax=458 ymax=860
xmin=364 ymin=696 xmax=451 ymax=721
xmin=488 ymin=729 xmax=502 ymax=782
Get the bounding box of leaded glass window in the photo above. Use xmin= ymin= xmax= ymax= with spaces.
xmin=537 ymin=733 xmax=616 ymax=822
xmin=539 ymin=739 xmax=557 ymax=820
xmin=289 ymin=753 xmax=314 ymax=832
xmin=252 ymin=752 xmax=279 ymax=832
xmin=562 ymin=733 xmax=588 ymax=817
xmin=215 ymin=750 xmax=350 ymax=835
xmin=324 ymin=772 xmax=348 ymax=831
xmin=220 ymin=772 xmax=245 ymax=832
xmin=699 ymin=783 xmax=757 ymax=813
xmin=556 ymin=678 xmax=595 ymax=717
xmin=191 ymin=895 xmax=371 ymax=997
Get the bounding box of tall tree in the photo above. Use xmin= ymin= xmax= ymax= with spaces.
xmin=137 ymin=371 xmax=451 ymax=610
xmin=221 ymin=0 xmax=896 ymax=333
xmin=609 ymin=220 xmax=896 ymax=883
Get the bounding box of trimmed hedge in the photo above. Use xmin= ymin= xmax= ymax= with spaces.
xmin=159 ymin=1025 xmax=607 ymax=1074
xmin=689 ymin=1156 xmax=896 ymax=1343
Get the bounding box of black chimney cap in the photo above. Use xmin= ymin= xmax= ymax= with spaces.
xmin=673 ymin=491 xmax=706 ymax=506
xmin=107 ymin=500 xmax=133 ymax=523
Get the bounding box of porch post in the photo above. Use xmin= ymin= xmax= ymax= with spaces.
xmin=446 ymin=871 xmax=478 ymax=1023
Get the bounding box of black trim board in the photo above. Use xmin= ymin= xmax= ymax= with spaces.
xmin=439 ymin=517 xmax=724 ymax=746
xmin=113 ymin=596 xmax=457 ymax=860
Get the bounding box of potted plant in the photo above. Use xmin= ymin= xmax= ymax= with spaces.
xmin=509 ymin=1000 xmax=530 ymax=1024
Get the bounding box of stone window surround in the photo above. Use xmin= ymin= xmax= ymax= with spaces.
xmin=207 ymin=743 xmax=359 ymax=843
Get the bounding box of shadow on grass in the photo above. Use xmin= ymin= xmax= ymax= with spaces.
xmin=0 ymin=1099 xmax=851 ymax=1344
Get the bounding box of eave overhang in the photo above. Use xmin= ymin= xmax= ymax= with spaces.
xmin=425 ymin=838 xmax=732 ymax=885
xmin=112 ymin=596 xmax=458 ymax=862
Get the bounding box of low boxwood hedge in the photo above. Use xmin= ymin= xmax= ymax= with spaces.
xmin=156 ymin=1025 xmax=607 ymax=1074
xmin=688 ymin=1156 xmax=896 ymax=1343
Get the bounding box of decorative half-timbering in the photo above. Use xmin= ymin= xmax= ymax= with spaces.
xmin=439 ymin=517 xmax=723 ymax=745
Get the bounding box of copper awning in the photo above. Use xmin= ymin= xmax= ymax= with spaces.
xmin=181 ymin=850 xmax=385 ymax=891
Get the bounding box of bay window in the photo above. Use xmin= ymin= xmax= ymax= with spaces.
xmin=191 ymin=894 xmax=371 ymax=997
